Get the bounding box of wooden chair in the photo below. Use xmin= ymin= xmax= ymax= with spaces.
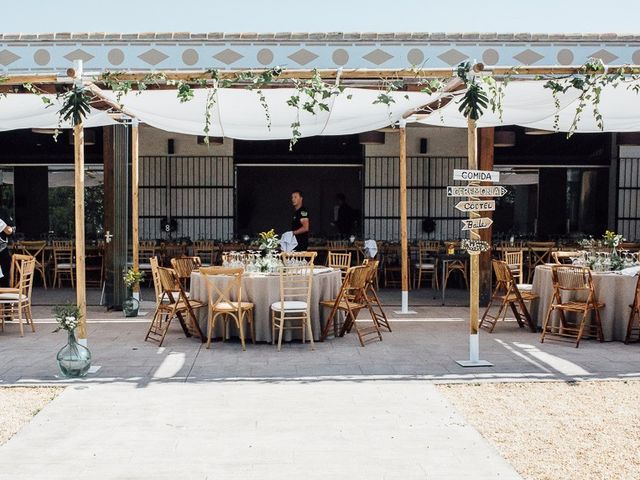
xmin=480 ymin=260 xmax=538 ymax=333
xmin=281 ymin=251 xmax=317 ymax=266
xmin=526 ymin=241 xmax=555 ymax=282
xmin=193 ymin=241 xmax=218 ymax=266
xmin=85 ymin=246 xmax=104 ymax=288
xmin=52 ymin=240 xmax=75 ymax=288
xmin=150 ymin=256 xmax=164 ymax=306
xmin=443 ymin=257 xmax=468 ymax=290
xmin=327 ymin=240 xmax=349 ymax=251
xmin=362 ymin=259 xmax=391 ymax=332
xmin=382 ymin=244 xmax=403 ymax=288
xmin=200 ymin=267 xmax=255 ymax=351
xmin=170 ymin=256 xmax=202 ymax=290
xmin=270 ymin=262 xmax=315 ymax=351
xmin=552 ymin=251 xmax=579 ymax=265
xmin=503 ymin=250 xmax=524 ymax=283
xmin=320 ymin=265 xmax=382 ymax=346
xmin=540 ymin=265 xmax=605 ymax=348
xmin=413 ymin=241 xmax=439 ymax=289
xmin=327 ymin=251 xmax=352 ymax=278
xmin=16 ymin=240 xmax=47 ymax=289
xmin=144 ymin=266 xmax=205 ymax=347
xmin=624 ymin=275 xmax=640 ymax=344
xmin=0 ymin=254 xmax=36 ymax=336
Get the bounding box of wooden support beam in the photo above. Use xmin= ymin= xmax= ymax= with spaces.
xmin=478 ymin=127 xmax=495 ymax=307
xmin=74 ymin=123 xmax=87 ymax=340
xmin=467 ymin=118 xmax=480 ymax=337
xmin=399 ymin=122 xmax=410 ymax=312
xmin=131 ymin=121 xmax=140 ymax=291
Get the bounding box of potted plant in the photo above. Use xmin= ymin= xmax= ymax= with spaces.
xmin=122 ymin=268 xmax=145 ymax=317
xmin=53 ymin=304 xmax=92 ymax=378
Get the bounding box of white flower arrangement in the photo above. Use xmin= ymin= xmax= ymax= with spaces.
xmin=52 ymin=304 xmax=82 ymax=332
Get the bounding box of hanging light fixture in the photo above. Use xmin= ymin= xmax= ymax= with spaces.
xmin=358 ymin=131 xmax=385 ymax=145
xmin=524 ymin=127 xmax=554 ymax=135
xmin=494 ymin=130 xmax=516 ymax=147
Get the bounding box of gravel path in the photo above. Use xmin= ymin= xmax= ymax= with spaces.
xmin=438 ymin=381 xmax=640 ymax=480
xmin=0 ymin=387 xmax=62 ymax=445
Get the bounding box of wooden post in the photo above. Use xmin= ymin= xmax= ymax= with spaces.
xmin=456 ymin=117 xmax=492 ymax=367
xmin=398 ymin=120 xmax=411 ymax=313
xmin=131 ymin=120 xmax=140 ymax=294
xmin=74 ymin=122 xmax=87 ymax=341
xmin=478 ymin=127 xmax=495 ymax=306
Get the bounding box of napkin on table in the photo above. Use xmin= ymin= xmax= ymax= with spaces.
xmin=364 ymin=239 xmax=378 ymax=258
xmin=280 ymin=231 xmax=298 ymax=252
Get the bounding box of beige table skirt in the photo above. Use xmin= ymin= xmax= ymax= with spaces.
xmin=530 ymin=265 xmax=637 ymax=341
xmin=190 ymin=269 xmax=342 ymax=342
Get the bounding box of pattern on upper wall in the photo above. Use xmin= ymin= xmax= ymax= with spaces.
xmin=1 ymin=32 xmax=640 ymax=72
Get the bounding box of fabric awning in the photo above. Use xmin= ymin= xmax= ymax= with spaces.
xmin=0 ymin=94 xmax=117 ymax=131
xmin=417 ymin=79 xmax=640 ymax=132
xmin=100 ymin=87 xmax=437 ymax=139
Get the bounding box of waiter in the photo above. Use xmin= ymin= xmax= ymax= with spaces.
xmin=290 ymin=190 xmax=309 ymax=251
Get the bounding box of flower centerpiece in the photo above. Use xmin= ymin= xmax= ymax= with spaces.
xmin=602 ymin=230 xmax=624 ymax=254
xmin=53 ymin=304 xmax=91 ymax=378
xmin=122 ymin=268 xmax=145 ymax=317
xmin=255 ymin=229 xmax=281 ymax=272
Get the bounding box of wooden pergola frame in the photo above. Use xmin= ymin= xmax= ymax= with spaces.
xmin=2 ymin=62 xmax=637 ymax=345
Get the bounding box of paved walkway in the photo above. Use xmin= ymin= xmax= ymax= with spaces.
xmin=0 ymin=381 xmax=521 ymax=480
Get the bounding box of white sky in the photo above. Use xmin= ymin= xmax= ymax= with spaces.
xmin=0 ymin=0 xmax=638 ymax=33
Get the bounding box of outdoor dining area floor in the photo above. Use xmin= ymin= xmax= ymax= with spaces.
xmin=1 ymin=287 xmax=638 ymax=385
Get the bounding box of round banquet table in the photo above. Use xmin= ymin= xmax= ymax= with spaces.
xmin=530 ymin=265 xmax=638 ymax=341
xmin=189 ymin=267 xmax=342 ymax=343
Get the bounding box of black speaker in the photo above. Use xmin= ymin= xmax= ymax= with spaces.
xmin=419 ymin=138 xmax=428 ymax=154
xmin=168 ymin=138 xmax=175 ymax=154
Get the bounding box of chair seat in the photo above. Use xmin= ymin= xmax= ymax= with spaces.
xmin=414 ymin=263 xmax=435 ymax=269
xmin=0 ymin=292 xmax=29 ymax=302
xmin=517 ymin=283 xmax=533 ymax=291
xmin=212 ymin=301 xmax=254 ymax=312
xmin=320 ymin=299 xmax=367 ymax=310
xmin=56 ymin=263 xmax=75 ymax=268
xmin=552 ymin=300 xmax=605 ymax=311
xmin=271 ymin=301 xmax=308 ymax=312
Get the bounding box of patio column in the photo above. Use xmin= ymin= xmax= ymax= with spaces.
xmin=73 ymin=121 xmax=87 ymax=341
xmin=72 ymin=59 xmax=87 ymax=343
xmin=399 ymin=119 xmax=410 ymax=313
xmin=131 ymin=119 xmax=140 ymax=295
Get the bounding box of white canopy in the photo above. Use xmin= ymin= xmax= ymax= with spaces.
xmin=101 ymin=87 xmax=436 ymax=140
xmin=0 ymin=94 xmax=117 ymax=131
xmin=417 ymin=79 xmax=640 ymax=132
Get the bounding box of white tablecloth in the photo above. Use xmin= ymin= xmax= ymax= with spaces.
xmin=190 ymin=268 xmax=342 ymax=342
xmin=530 ymin=265 xmax=638 ymax=341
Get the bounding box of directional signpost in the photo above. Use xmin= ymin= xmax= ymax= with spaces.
xmin=461 ymin=217 xmax=493 ymax=231
xmin=452 ymin=143 xmax=504 ymax=368
xmin=455 ymin=200 xmax=496 ymax=212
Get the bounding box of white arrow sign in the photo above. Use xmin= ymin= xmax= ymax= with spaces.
xmin=461 ymin=218 xmax=494 ymax=231
xmin=447 ymin=186 xmax=508 ymax=197
xmin=453 ymin=169 xmax=501 ymax=182
xmin=455 ymin=200 xmax=496 ymax=212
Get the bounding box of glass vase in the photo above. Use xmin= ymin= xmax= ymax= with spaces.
xmin=123 ymin=287 xmax=140 ymax=317
xmin=56 ymin=330 xmax=92 ymax=378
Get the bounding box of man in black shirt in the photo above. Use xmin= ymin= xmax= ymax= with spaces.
xmin=290 ymin=190 xmax=309 ymax=251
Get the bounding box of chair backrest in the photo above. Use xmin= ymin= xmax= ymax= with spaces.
xmin=504 ymin=251 xmax=523 ymax=278
xmin=156 ymin=266 xmax=184 ymax=304
xmin=347 ymin=264 xmax=370 ymax=291
xmin=171 ymin=256 xmax=202 ymax=279
xmin=492 ymin=259 xmax=511 ymax=285
xmin=193 ymin=241 xmax=218 ymax=265
xmin=17 ymin=240 xmax=46 ymax=259
xmin=327 ymin=240 xmax=349 ymax=250
xmin=281 ymin=251 xmax=317 ymax=266
xmin=551 ymin=265 xmax=593 ymax=293
xmin=278 ymin=263 xmax=314 ymax=306
xmin=327 ymin=251 xmax=351 ymax=270
xmin=199 ymin=266 xmax=244 ymax=309
xmin=150 ymin=256 xmax=162 ymax=304
xmin=382 ymin=244 xmax=401 ymax=265
xmin=139 ymin=241 xmax=157 ymax=262
xmin=418 ymin=240 xmax=440 ymax=252
xmin=53 ymin=240 xmax=74 ymax=264
xmin=10 ymin=254 xmax=36 ymax=300
xmin=552 ymin=251 xmax=579 ymax=264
